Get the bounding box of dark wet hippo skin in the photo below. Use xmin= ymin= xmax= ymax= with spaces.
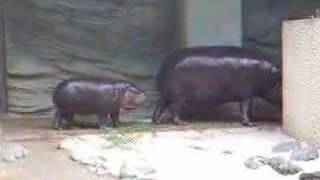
xmin=52 ymin=77 xmax=146 ymax=130
xmin=152 ymin=46 xmax=281 ymax=126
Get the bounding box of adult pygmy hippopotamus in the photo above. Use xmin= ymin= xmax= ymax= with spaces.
xmin=52 ymin=77 xmax=146 ymax=130
xmin=152 ymin=46 xmax=281 ymax=126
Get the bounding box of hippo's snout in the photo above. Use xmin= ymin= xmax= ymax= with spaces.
xmin=122 ymin=87 xmax=147 ymax=109
xmin=135 ymin=93 xmax=146 ymax=105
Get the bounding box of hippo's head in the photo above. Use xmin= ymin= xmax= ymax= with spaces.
xmin=262 ymin=74 xmax=282 ymax=107
xmin=121 ymin=85 xmax=146 ymax=109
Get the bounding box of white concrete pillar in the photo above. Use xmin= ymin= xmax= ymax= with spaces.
xmin=283 ymin=18 xmax=320 ymax=148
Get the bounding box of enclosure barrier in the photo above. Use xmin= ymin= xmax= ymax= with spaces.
xmin=283 ymin=18 xmax=320 ymax=148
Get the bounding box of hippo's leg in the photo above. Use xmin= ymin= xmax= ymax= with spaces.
xmin=61 ymin=113 xmax=74 ymax=129
xmin=110 ymin=110 xmax=120 ymax=128
xmin=239 ymin=99 xmax=256 ymax=127
xmin=152 ymin=100 xmax=161 ymax=123
xmin=97 ymin=114 xmax=108 ymax=129
xmin=169 ymin=97 xmax=188 ymax=125
xmin=152 ymin=98 xmax=170 ymax=125
xmin=53 ymin=109 xmax=63 ymax=130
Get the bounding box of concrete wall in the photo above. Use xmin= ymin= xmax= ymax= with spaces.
xmin=283 ymin=18 xmax=320 ymax=148
xmin=5 ymin=0 xmax=175 ymax=116
xmin=177 ymin=0 xmax=242 ymax=47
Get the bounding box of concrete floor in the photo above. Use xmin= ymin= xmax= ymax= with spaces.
xmin=58 ymin=122 xmax=320 ymax=180
xmin=0 ymin=118 xmax=284 ymax=180
xmin=1 ymin=118 xmax=104 ymax=141
xmin=0 ymin=141 xmax=117 ymax=180
xmin=0 ymin=118 xmax=116 ymax=180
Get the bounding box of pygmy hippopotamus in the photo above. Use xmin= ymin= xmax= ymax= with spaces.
xmin=52 ymin=77 xmax=146 ymax=130
xmin=152 ymin=46 xmax=281 ymax=126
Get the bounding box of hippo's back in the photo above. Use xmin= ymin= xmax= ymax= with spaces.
xmin=156 ymin=46 xmax=277 ymax=94
xmin=52 ymin=77 xmax=128 ymax=111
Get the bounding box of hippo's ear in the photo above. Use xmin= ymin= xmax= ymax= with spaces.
xmin=118 ymin=85 xmax=130 ymax=105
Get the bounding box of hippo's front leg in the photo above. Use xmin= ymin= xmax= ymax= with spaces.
xmin=152 ymin=100 xmax=161 ymax=124
xmin=239 ymin=99 xmax=256 ymax=127
xmin=110 ymin=110 xmax=120 ymax=128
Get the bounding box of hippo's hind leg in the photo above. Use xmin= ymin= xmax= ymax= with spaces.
xmin=239 ymin=99 xmax=256 ymax=127
xmin=53 ymin=109 xmax=63 ymax=130
xmin=169 ymin=97 xmax=188 ymax=125
xmin=97 ymin=114 xmax=108 ymax=129
xmin=110 ymin=110 xmax=120 ymax=128
xmin=152 ymin=100 xmax=160 ymax=123
xmin=61 ymin=112 xmax=74 ymax=129
xmin=152 ymin=98 xmax=167 ymax=125
xmin=152 ymin=98 xmax=174 ymax=125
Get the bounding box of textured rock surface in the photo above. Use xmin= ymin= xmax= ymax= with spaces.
xmin=291 ymin=147 xmax=319 ymax=161
xmin=300 ymin=172 xmax=320 ymax=180
xmin=244 ymin=156 xmax=268 ymax=169
xmin=60 ymin=124 xmax=315 ymax=180
xmin=59 ymin=135 xmax=111 ymax=175
xmin=244 ymin=155 xmax=304 ymax=176
xmin=267 ymin=156 xmax=303 ymax=175
xmin=0 ymin=142 xmax=28 ymax=162
xmin=119 ymin=154 xmax=156 ymax=180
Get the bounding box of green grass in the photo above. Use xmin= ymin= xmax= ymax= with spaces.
xmin=103 ymin=122 xmax=155 ymax=149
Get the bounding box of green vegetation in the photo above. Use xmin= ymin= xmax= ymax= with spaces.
xmin=103 ymin=122 xmax=155 ymax=149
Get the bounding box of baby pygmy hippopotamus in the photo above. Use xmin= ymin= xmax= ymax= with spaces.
xmin=52 ymin=77 xmax=146 ymax=130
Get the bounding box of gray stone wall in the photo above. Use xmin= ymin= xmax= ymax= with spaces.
xmin=243 ymin=0 xmax=320 ymax=67
xmin=5 ymin=0 xmax=175 ymax=116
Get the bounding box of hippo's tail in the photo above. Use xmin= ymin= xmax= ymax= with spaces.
xmin=155 ymin=48 xmax=189 ymax=93
xmin=155 ymin=53 xmax=176 ymax=94
xmin=52 ymin=79 xmax=70 ymax=107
